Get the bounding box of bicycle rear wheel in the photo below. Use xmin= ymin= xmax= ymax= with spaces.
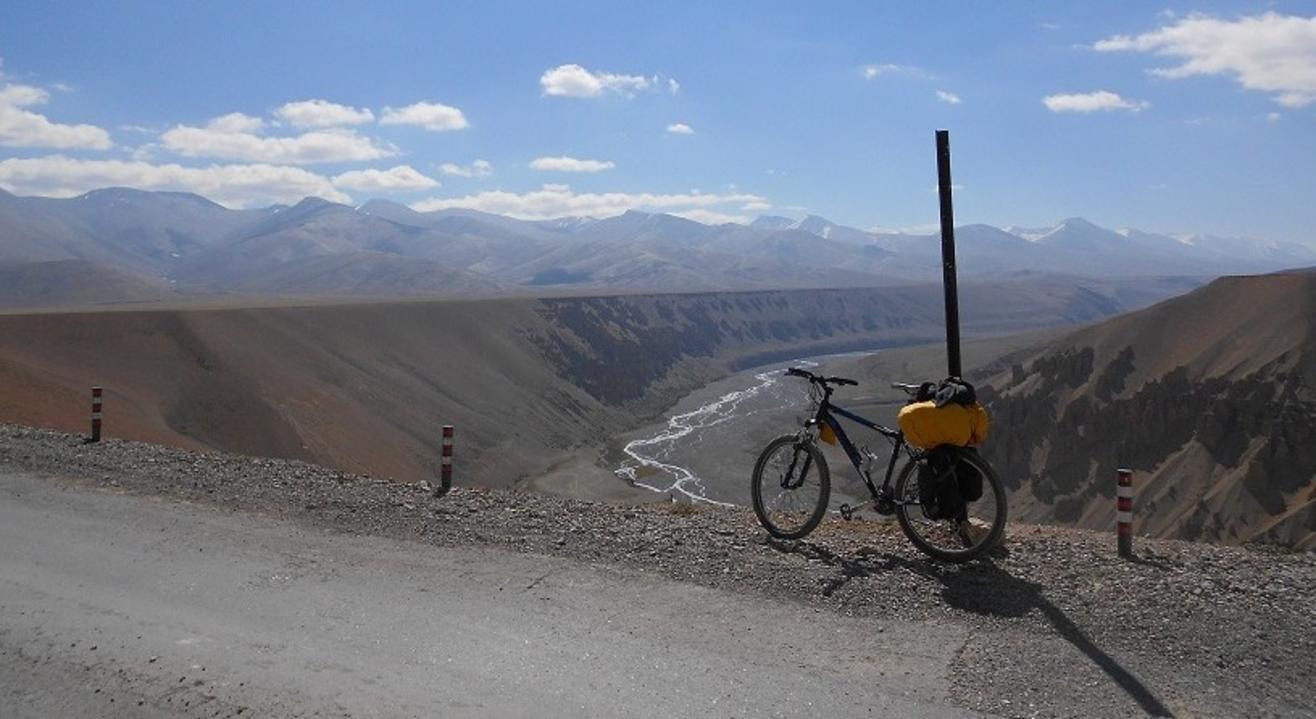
xmin=751 ymin=435 xmax=830 ymax=540
xmin=894 ymin=447 xmax=1006 ymax=562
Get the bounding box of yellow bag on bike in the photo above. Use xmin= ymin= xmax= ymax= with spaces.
xmin=897 ymin=401 xmax=989 ymax=450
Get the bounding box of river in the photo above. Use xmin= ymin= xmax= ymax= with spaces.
xmin=613 ymin=354 xmax=884 ymax=507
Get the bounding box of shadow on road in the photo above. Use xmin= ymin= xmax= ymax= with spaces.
xmin=766 ymin=539 xmax=1175 ymax=718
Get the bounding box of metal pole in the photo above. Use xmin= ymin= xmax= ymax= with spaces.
xmin=935 ymin=130 xmax=962 ymax=378
xmin=1117 ymin=468 xmax=1134 ymax=557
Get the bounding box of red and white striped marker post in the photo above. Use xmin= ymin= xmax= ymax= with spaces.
xmin=1117 ymin=468 xmax=1134 ymax=558
xmin=436 ymin=425 xmax=454 ymax=497
xmin=90 ymin=386 xmax=103 ymax=443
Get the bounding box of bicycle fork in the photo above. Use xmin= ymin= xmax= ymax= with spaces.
xmin=781 ymin=443 xmax=812 ymax=490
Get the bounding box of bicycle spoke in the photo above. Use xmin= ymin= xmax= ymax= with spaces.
xmin=894 ymin=449 xmax=1005 ymax=562
xmin=753 ymin=438 xmax=827 ymax=539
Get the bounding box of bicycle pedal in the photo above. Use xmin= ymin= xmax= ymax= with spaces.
xmin=839 ymin=503 xmax=855 ymax=521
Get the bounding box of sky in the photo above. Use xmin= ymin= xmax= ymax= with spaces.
xmin=0 ymin=2 xmax=1314 ymax=243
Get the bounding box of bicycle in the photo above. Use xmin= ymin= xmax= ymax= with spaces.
xmin=750 ymin=367 xmax=1007 ymax=562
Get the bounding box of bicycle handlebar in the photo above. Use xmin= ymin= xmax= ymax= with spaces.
xmin=784 ymin=367 xmax=857 ymax=386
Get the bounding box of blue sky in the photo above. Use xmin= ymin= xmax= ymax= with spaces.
xmin=1 ymin=2 xmax=1313 ymax=243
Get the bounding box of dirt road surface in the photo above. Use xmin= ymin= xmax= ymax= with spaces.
xmin=1 ymin=472 xmax=973 ymax=718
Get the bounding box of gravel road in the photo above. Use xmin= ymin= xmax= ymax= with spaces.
xmin=2 ymin=424 xmax=1314 ymax=717
xmin=1 ymin=472 xmax=972 ymax=718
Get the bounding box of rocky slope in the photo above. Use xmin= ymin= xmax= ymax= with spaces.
xmin=0 ymin=278 xmax=1181 ymax=491
xmin=2 ymin=423 xmax=1313 ymax=718
xmin=978 ymin=271 xmax=1316 ymax=549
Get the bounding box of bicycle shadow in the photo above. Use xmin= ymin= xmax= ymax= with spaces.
xmin=765 ymin=539 xmax=941 ymax=596
xmin=765 ymin=539 xmax=1175 ymax=718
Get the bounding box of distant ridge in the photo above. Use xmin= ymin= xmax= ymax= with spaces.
xmin=0 ymin=259 xmax=176 ymax=309
xmin=0 ymin=187 xmax=1312 ymax=306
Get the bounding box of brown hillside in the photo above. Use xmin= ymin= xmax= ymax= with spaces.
xmin=979 ymin=271 xmax=1316 ymax=548
xmin=0 ymin=279 xmax=1217 ymax=499
xmin=0 ymin=299 xmax=622 ymax=487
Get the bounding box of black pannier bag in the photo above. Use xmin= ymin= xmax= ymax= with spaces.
xmin=957 ymin=451 xmax=984 ymax=502
xmin=918 ymin=446 xmax=962 ymax=520
xmin=918 ymin=447 xmax=984 ymax=520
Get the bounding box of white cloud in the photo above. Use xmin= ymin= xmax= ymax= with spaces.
xmin=540 ymin=64 xmax=653 ymax=98
xmin=206 ymin=112 xmax=264 ymax=133
xmin=668 ymin=78 xmax=681 ymax=94
xmin=161 ymin=114 xmax=395 ymax=164
xmin=936 ymin=90 xmax=962 ymax=104
xmin=0 ymin=155 xmax=349 ymax=207
xmin=129 ymin=143 xmax=160 ymax=162
xmin=1095 ymin=12 xmax=1316 ymax=107
xmin=741 ymin=201 xmax=772 ymax=211
xmin=1267 ymin=111 xmax=1282 ymax=122
xmin=0 ymin=82 xmax=113 ymax=150
xmin=410 ymin=183 xmax=768 ymax=221
xmin=1042 ymin=90 xmax=1150 ymax=113
xmin=438 ymin=159 xmax=493 ymax=178
xmin=862 ymin=63 xmax=927 ymax=79
xmin=331 ymin=165 xmax=439 ymax=192
xmin=275 ymin=99 xmax=375 ymax=128
xmin=0 ymin=84 xmax=49 ymax=107
xmin=666 ymin=122 xmax=694 ymax=135
xmin=529 ymin=156 xmax=615 ymax=173
xmin=379 ymin=101 xmax=469 ymax=131
xmin=669 ymin=209 xmax=748 ymax=225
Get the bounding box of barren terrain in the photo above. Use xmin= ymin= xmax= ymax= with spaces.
xmin=0 ymin=281 xmax=1147 ymax=493
xmin=2 ymin=424 xmax=1313 ymax=717
xmin=833 ymin=272 xmax=1316 ymax=549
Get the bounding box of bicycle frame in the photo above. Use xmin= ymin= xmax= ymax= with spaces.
xmin=807 ymin=388 xmax=912 ymax=501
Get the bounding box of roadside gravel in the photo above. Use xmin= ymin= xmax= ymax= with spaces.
xmin=2 ymin=423 xmax=1313 ymax=718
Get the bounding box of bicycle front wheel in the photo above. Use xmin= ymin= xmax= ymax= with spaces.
xmin=894 ymin=447 xmax=1007 ymax=563
xmin=751 ymin=435 xmax=830 ymax=540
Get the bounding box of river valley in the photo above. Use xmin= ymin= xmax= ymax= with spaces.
xmin=611 ymin=354 xmax=898 ymax=509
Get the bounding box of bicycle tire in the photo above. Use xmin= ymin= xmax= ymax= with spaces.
xmin=894 ymin=447 xmax=1007 ymax=563
xmin=751 ymin=435 xmax=830 ymax=540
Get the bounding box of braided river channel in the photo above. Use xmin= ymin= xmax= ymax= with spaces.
xmin=614 ymin=356 xmax=883 ymax=507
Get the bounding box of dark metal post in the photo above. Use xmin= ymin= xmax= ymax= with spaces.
xmin=935 ymin=129 xmax=962 ymax=378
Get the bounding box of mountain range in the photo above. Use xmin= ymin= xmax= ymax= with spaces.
xmin=1 ymin=187 xmax=1313 ymax=308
